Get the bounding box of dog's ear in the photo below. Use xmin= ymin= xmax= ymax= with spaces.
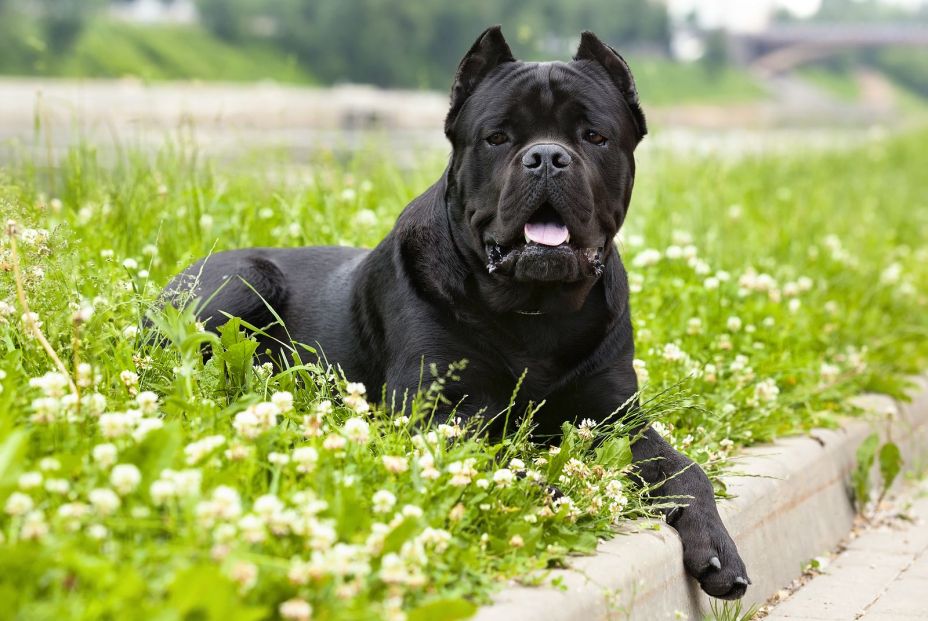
xmin=445 ymin=26 xmax=515 ymax=138
xmin=574 ymin=31 xmax=647 ymax=141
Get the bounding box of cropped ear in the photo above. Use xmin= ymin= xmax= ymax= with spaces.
xmin=445 ymin=26 xmax=516 ymax=138
xmin=574 ymin=31 xmax=647 ymax=140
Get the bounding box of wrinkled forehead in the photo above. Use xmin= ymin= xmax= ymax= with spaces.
xmin=459 ymin=60 xmax=625 ymax=137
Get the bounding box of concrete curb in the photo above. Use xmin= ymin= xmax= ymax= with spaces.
xmin=473 ymin=375 xmax=928 ymax=621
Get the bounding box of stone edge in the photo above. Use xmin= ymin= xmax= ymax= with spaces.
xmin=472 ymin=375 xmax=928 ymax=621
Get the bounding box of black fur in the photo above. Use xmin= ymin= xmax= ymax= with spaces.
xmin=163 ymin=27 xmax=749 ymax=599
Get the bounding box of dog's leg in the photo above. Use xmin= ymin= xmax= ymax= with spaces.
xmin=631 ymin=425 xmax=750 ymax=599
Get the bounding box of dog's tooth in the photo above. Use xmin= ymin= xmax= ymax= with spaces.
xmin=524 ymin=231 xmax=532 ymax=244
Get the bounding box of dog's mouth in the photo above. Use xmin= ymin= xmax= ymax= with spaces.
xmin=523 ymin=203 xmax=570 ymax=246
xmin=485 ymin=203 xmax=604 ymax=282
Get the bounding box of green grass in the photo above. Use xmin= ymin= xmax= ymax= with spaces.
xmin=31 ymin=21 xmax=313 ymax=83
xmin=1 ymin=129 xmax=927 ymax=620
xmin=630 ymin=57 xmax=764 ymax=106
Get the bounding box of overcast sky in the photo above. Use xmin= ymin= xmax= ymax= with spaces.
xmin=666 ymin=0 xmax=926 ymax=32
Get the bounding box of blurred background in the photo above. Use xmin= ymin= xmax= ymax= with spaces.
xmin=0 ymin=0 xmax=926 ymax=162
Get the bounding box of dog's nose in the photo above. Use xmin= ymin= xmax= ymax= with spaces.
xmin=522 ymin=143 xmax=572 ymax=175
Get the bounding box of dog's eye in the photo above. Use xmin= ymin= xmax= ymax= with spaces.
xmin=584 ymin=130 xmax=607 ymax=146
xmin=486 ymin=131 xmax=509 ymax=146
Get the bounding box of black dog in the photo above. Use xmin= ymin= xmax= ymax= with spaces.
xmin=164 ymin=27 xmax=749 ymax=599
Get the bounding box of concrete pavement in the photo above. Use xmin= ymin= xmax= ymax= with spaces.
xmin=761 ymin=481 xmax=928 ymax=621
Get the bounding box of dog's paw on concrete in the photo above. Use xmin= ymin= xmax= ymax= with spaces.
xmin=669 ymin=506 xmax=750 ymax=600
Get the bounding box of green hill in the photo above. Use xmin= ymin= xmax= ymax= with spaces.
xmin=12 ymin=21 xmax=314 ymax=84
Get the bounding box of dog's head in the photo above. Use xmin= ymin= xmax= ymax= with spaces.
xmin=443 ymin=26 xmax=645 ymax=312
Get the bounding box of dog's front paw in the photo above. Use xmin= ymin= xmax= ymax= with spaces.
xmin=669 ymin=507 xmax=750 ymax=600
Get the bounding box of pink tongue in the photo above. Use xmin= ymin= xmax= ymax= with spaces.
xmin=524 ymin=221 xmax=569 ymax=246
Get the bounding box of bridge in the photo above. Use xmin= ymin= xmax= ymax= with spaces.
xmin=729 ymin=23 xmax=928 ymax=75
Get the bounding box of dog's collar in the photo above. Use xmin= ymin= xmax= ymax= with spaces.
xmin=515 ymin=310 xmax=545 ymax=316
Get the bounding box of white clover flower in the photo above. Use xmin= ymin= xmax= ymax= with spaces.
xmin=343 ymin=393 xmax=370 ymax=414
xmin=87 ymin=524 xmax=109 ymax=540
xmin=754 ymin=378 xmax=780 ymax=403
xmin=650 ymin=421 xmax=669 ymax=437
xmin=201 ymin=485 xmax=243 ymax=523
xmin=880 ymin=262 xmax=902 ymax=285
xmin=21 ymin=312 xmax=43 ymax=335
xmin=633 ymin=358 xmax=649 ymax=385
xmin=726 ymin=316 xmax=743 ymax=332
xmin=315 ymin=400 xmax=333 ymax=416
xmin=122 ymin=325 xmax=139 ymax=339
xmin=271 ymin=391 xmax=294 ymax=412
xmin=509 ymin=458 xmax=526 ymax=470
xmin=38 ymin=457 xmax=60 ymax=472
xmin=323 ymin=434 xmax=347 ymax=451
xmin=345 ymin=382 xmax=366 ymax=396
xmin=132 ymin=417 xmax=164 ymax=442
xmin=686 ymin=317 xmax=703 ymax=335
xmin=343 ymin=417 xmax=370 ymax=443
xmin=418 ymin=527 xmax=452 ymax=552
xmin=340 ymin=187 xmax=357 ymax=202
xmin=493 ymin=468 xmax=515 ymax=487
xmin=135 ymin=391 xmax=159 ymax=414
xmin=119 ymin=369 xmax=139 ymax=386
xmin=417 ymin=453 xmax=441 ymax=480
xmin=253 ymin=494 xmax=284 ymax=519
xmin=353 ymin=209 xmax=378 ymax=228
xmin=401 ymin=504 xmax=423 ymax=519
xmin=509 ymin=534 xmax=525 ymax=548
xmin=730 ymin=354 xmax=751 ymax=373
xmin=798 ymin=276 xmax=814 ymax=291
xmin=5 ymin=492 xmax=34 ymax=516
xmin=82 ymin=392 xmax=107 ymax=416
xmin=788 ymin=298 xmax=801 ymax=313
xmin=632 ymin=248 xmax=661 ymax=268
xmin=475 ymin=478 xmax=490 ymax=489
xmin=57 ymin=502 xmax=90 ymax=529
xmin=577 ymin=418 xmax=597 ymax=440
xmin=29 ymin=372 xmax=69 ymax=398
xmin=88 ymin=488 xmax=121 ymax=516
xmin=92 ymin=443 xmax=119 ymax=468
xmin=122 ymin=258 xmax=138 ymax=270
xmin=98 ymin=412 xmax=131 ymax=438
xmin=238 ymin=514 xmax=267 ymax=544
xmin=703 ymin=276 xmax=720 ymax=290
xmin=268 ymin=452 xmax=290 ymax=466
xmin=382 ymin=455 xmax=408 ymax=474
xmin=150 ymin=479 xmax=176 ymax=506
xmin=232 ymin=409 xmax=262 ymax=439
xmin=292 ymin=446 xmax=319 ymax=473
xmin=110 ymin=463 xmax=142 ymax=495
xmin=253 ymin=401 xmax=280 ymax=426
xmin=820 ymin=362 xmax=840 ymax=384
xmin=661 ymin=343 xmax=687 ymax=362
xmin=18 ymin=471 xmax=43 ymax=490
xmin=229 ymin=560 xmax=258 ymax=591
xmin=437 ymin=423 xmax=459 ymax=439
xmin=372 ymin=489 xmax=397 ymax=513
xmin=20 ymin=510 xmax=49 ymax=540
xmin=279 ymin=598 xmax=313 ymax=621
xmin=172 ymin=469 xmax=202 ymax=497
xmin=446 ymin=459 xmax=477 ymax=486
xmin=44 ymin=478 xmax=70 ymax=494
xmin=184 ymin=435 xmax=226 ymax=464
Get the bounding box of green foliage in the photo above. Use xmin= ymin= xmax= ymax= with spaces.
xmin=852 ymin=433 xmax=903 ymax=511
xmin=0 ymin=127 xmax=927 ymax=617
xmin=705 ymin=598 xmax=759 ymax=621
